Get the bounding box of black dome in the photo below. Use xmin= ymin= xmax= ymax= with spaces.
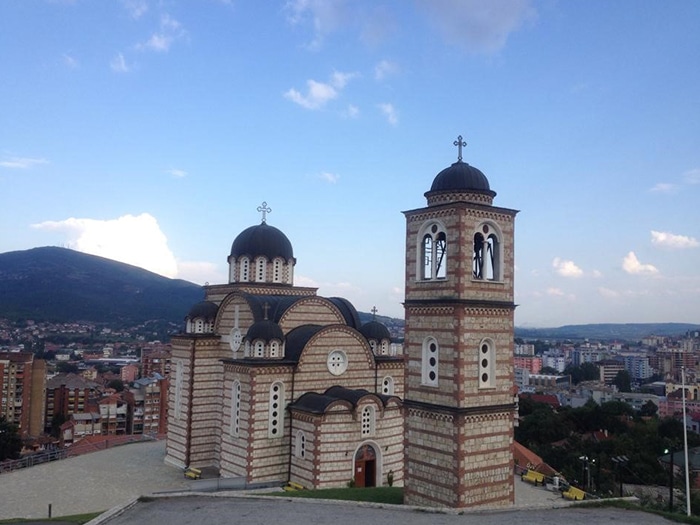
xmin=230 ymin=222 xmax=294 ymax=260
xmin=430 ymin=161 xmax=493 ymax=194
xmin=187 ymin=301 xmax=218 ymax=320
xmin=359 ymin=321 xmax=391 ymax=342
xmin=245 ymin=319 xmax=284 ymax=342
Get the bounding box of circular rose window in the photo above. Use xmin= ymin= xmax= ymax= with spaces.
xmin=327 ymin=350 xmax=348 ymax=376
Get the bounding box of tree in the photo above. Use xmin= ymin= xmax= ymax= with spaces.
xmin=107 ymin=379 xmax=125 ymax=392
xmin=613 ymin=370 xmax=632 ymax=393
xmin=56 ymin=361 xmax=79 ymax=374
xmin=640 ymin=400 xmax=658 ymax=418
xmin=0 ymin=416 xmax=22 ymax=461
xmin=540 ymin=366 xmax=559 ymax=375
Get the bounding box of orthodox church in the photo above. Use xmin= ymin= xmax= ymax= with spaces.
xmin=165 ymin=137 xmax=518 ymax=508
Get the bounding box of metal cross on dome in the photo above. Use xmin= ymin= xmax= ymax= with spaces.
xmin=371 ymin=306 xmax=378 ymax=320
xmin=453 ymin=135 xmax=467 ymax=161
xmin=257 ymin=201 xmax=272 ymax=223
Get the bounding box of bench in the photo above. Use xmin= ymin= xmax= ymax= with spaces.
xmin=184 ymin=467 xmax=201 ymax=480
xmin=520 ymin=469 xmax=545 ymax=486
xmin=283 ymin=481 xmax=305 ymax=491
xmin=562 ymin=486 xmax=585 ymax=500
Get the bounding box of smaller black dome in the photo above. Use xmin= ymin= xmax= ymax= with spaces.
xmin=430 ymin=161 xmax=494 ymax=195
xmin=245 ymin=319 xmax=284 ymax=342
xmin=359 ymin=321 xmax=391 ymax=342
xmin=187 ymin=301 xmax=218 ymax=320
xmin=230 ymin=223 xmax=294 ymax=260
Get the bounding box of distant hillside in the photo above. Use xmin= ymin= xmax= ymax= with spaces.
xmin=0 ymin=246 xmax=204 ymax=325
xmin=515 ymin=323 xmax=700 ymax=341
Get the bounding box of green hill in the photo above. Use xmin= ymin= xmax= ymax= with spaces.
xmin=0 ymin=246 xmax=203 ymax=325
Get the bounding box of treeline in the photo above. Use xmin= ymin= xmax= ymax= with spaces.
xmin=516 ymin=396 xmax=699 ymax=497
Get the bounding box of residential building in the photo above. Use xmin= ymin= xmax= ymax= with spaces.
xmin=0 ymin=352 xmax=46 ymax=436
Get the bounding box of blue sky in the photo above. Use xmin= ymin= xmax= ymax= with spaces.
xmin=1 ymin=1 xmax=699 ymax=327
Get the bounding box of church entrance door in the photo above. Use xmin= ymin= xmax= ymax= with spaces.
xmin=354 ymin=444 xmax=377 ymax=488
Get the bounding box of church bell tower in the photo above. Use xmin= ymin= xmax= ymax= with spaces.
xmin=403 ymin=136 xmax=518 ymax=508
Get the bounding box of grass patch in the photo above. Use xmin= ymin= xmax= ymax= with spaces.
xmin=0 ymin=511 xmax=103 ymax=524
xmin=269 ymin=486 xmax=403 ymax=505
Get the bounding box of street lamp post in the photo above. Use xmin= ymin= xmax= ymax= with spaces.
xmin=664 ymin=447 xmax=674 ymax=512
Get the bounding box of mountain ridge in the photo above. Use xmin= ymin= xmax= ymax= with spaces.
xmin=0 ymin=246 xmax=697 ymax=340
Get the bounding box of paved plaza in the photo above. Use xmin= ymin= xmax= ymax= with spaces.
xmin=0 ymin=440 xmax=676 ymax=524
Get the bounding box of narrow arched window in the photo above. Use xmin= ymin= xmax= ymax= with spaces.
xmin=420 ymin=222 xmax=447 ymax=280
xmin=254 ymin=341 xmax=265 ymax=358
xmin=295 ymin=430 xmax=306 ymax=458
xmin=230 ymin=380 xmax=241 ymax=437
xmin=268 ymin=382 xmax=284 ymax=438
xmin=256 ymin=257 xmax=266 ymax=282
xmin=479 ymin=339 xmax=496 ymax=388
xmin=382 ymin=376 xmax=394 ymax=395
xmin=421 ymin=337 xmax=439 ymax=386
xmin=474 ymin=224 xmax=501 ymax=281
xmin=270 ymin=340 xmax=279 ymax=358
xmin=361 ymin=405 xmax=375 ymax=436
xmin=273 ymin=259 xmax=283 ymax=283
xmin=239 ymin=257 xmax=250 ymax=282
xmin=174 ymin=360 xmax=183 ymax=420
xmin=380 ymin=340 xmax=389 ymax=355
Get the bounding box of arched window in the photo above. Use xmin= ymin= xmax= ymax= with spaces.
xmin=174 ymin=360 xmax=183 ymax=420
xmin=380 ymin=340 xmax=389 ymax=355
xmin=421 ymin=337 xmax=439 ymax=386
xmin=268 ymin=382 xmax=284 ymax=438
xmin=420 ymin=222 xmax=447 ymax=280
xmin=272 ymin=258 xmax=283 ymax=283
xmin=270 ymin=340 xmax=279 ymax=358
xmin=479 ymin=339 xmax=496 ymax=388
xmin=255 ymin=257 xmax=267 ymax=282
xmin=473 ymin=223 xmax=501 ymax=281
xmin=361 ymin=405 xmax=375 ymax=436
xmin=295 ymin=430 xmax=306 ymax=458
xmin=369 ymin=340 xmax=377 ymax=353
xmin=230 ymin=380 xmax=241 ymax=437
xmin=239 ymin=257 xmax=250 ymax=282
xmin=381 ymin=376 xmax=394 ymax=395
xmin=254 ymin=341 xmax=265 ymax=358
xmin=195 ymin=319 xmax=204 ymax=333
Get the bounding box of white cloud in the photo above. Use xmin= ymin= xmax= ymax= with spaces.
xmin=110 ymin=53 xmax=131 ymax=73
xmin=622 ymin=251 xmax=658 ymax=276
xmin=0 ymin=156 xmax=48 ymax=169
xmin=649 ymin=182 xmax=677 ymax=194
xmin=177 ymin=261 xmax=224 ymax=285
xmin=417 ymin=0 xmax=536 ymax=54
xmin=378 ymin=103 xmax=398 ymax=125
xmin=137 ymin=14 xmax=185 ymax=53
xmin=166 ymin=168 xmax=187 ymax=178
xmin=598 ymin=287 xmax=620 ymax=299
xmin=32 ymin=213 xmax=179 ymax=278
xmin=546 ymin=287 xmax=565 ymax=297
xmin=343 ymin=105 xmax=359 ymax=118
xmin=62 ymin=53 xmax=79 ymax=69
xmin=591 ymin=269 xmax=603 ymax=278
xmin=284 ymin=71 xmax=357 ymax=110
xmin=284 ymin=0 xmax=348 ymax=50
xmin=684 ymin=168 xmax=700 ymax=185
xmin=651 ymin=230 xmax=699 ymax=249
xmin=374 ymin=59 xmax=399 ymax=80
xmin=319 ymin=172 xmax=340 ymax=183
xmin=552 ymin=257 xmax=583 ymax=278
xmin=121 ymin=0 xmax=148 ymax=19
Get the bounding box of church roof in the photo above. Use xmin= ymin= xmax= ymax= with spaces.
xmin=245 ymin=319 xmax=284 ymax=342
xmin=230 ymin=222 xmax=294 ymax=260
xmin=284 ymin=324 xmax=324 ymax=362
xmin=326 ymin=297 xmax=362 ymax=329
xmin=289 ymin=385 xmax=397 ymax=415
xmin=186 ymin=300 xmax=218 ymax=320
xmin=359 ymin=320 xmax=391 ymax=341
xmin=429 ymin=161 xmax=495 ymax=196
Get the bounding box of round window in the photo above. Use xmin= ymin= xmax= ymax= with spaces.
xmin=327 ymin=350 xmax=348 ymax=376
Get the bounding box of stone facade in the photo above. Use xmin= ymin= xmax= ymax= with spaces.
xmin=165 ymin=144 xmax=517 ymax=508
